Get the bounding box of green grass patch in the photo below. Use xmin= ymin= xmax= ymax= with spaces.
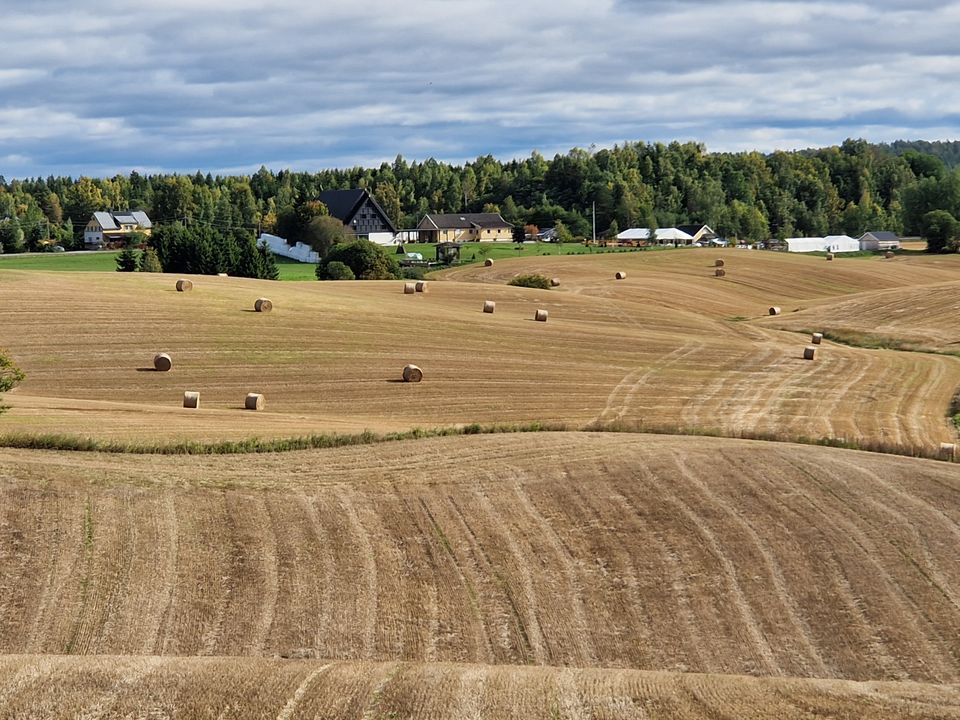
xmin=795 ymin=328 xmax=960 ymax=357
xmin=0 ymin=251 xmax=121 ymax=272
xmin=274 ymin=256 xmax=320 ymax=281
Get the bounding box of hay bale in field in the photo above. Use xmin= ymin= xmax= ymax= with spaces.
xmin=550 ymin=277 xmax=560 ymax=287
xmin=768 ymin=306 xmax=781 ymax=316
xmin=402 ymin=364 xmax=423 ymax=383
xmin=826 ymin=253 xmax=834 ymax=261
xmin=183 ymin=391 xmax=200 ymax=409
xmin=244 ymin=393 xmax=265 ymax=411
xmin=535 ymin=309 xmax=549 ymax=322
xmin=803 ymin=345 xmax=817 ymax=360
xmin=403 ymin=282 xmax=416 ymax=294
xmin=153 ymin=353 xmax=173 ymax=372
xmin=483 ymin=300 xmax=496 ymax=313
xmin=484 ymin=258 xmax=494 ymax=267
xmin=175 ymin=279 xmax=193 ymax=292
xmin=715 ymin=259 xmax=725 ymax=268
xmin=885 ymin=251 xmax=895 ymax=259
xmin=254 ymin=297 xmax=273 ymax=313
xmin=939 ymin=442 xmax=956 ymax=460
xmin=715 ymin=268 xmax=726 ymax=278
xmin=415 ymin=281 xmax=428 ymax=293
xmin=811 ymin=332 xmax=823 ymax=344
xmin=615 ymin=271 xmax=627 ymax=280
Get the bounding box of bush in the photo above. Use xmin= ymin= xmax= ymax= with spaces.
xmin=401 ymin=266 xmax=426 ymax=280
xmin=508 ymin=273 xmax=552 ymax=289
xmin=316 ymin=239 xmax=401 ymax=280
xmin=139 ymin=247 xmax=163 ymax=272
xmin=0 ymin=348 xmax=24 ymax=413
xmin=319 ymin=260 xmax=355 ymax=280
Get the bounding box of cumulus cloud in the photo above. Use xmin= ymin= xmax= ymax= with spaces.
xmin=0 ymin=0 xmax=958 ymax=176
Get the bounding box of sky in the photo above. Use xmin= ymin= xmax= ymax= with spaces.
xmin=1 ymin=0 xmax=959 ymax=178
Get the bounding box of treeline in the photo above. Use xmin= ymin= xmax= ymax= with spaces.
xmin=2 ymin=138 xmax=960 ymax=252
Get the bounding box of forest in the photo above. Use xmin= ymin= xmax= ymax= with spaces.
xmin=1 ymin=138 xmax=959 ymax=254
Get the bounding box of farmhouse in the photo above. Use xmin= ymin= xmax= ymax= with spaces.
xmin=83 ymin=211 xmax=152 ymax=248
xmin=318 ymin=189 xmax=397 ymax=244
xmin=859 ymin=231 xmax=901 ymax=251
xmin=417 ymin=213 xmax=514 ymax=243
xmin=677 ymin=224 xmax=719 ymax=245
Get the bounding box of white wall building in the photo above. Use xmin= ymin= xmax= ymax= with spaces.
xmin=616 ymin=227 xmax=695 ymax=245
xmin=823 ymin=235 xmax=861 ymax=253
xmin=257 ymin=233 xmax=319 ymax=263
xmin=784 ymin=235 xmax=861 ymax=253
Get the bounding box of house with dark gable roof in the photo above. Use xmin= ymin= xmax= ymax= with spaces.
xmin=416 ymin=213 xmax=513 ymax=243
xmin=83 ymin=210 xmax=152 ymax=248
xmin=318 ymin=189 xmax=397 ymax=240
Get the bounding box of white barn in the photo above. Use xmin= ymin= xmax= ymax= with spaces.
xmin=823 ymin=235 xmax=861 ymax=253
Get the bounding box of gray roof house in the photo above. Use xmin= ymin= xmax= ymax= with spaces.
xmin=84 ymin=211 xmax=153 ymax=248
xmin=859 ymin=231 xmax=901 ymax=251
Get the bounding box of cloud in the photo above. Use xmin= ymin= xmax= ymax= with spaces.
xmin=0 ymin=0 xmax=958 ymax=176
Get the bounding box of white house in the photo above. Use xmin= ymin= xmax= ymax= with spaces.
xmin=84 ymin=210 xmax=152 ymax=248
xmin=257 ymin=233 xmax=319 ymax=263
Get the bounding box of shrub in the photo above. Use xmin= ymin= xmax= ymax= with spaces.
xmin=508 ymin=273 xmax=552 ymax=289
xmin=401 ymin=266 xmax=426 ymax=280
xmin=0 ymin=348 xmax=24 ymax=414
xmin=319 ymin=260 xmax=355 ymax=280
xmin=139 ymin=247 xmax=163 ymax=272
xmin=316 ymin=239 xmax=401 ymax=280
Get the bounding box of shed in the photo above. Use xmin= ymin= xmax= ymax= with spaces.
xmin=436 ymin=242 xmax=462 ymax=265
xmin=859 ymin=231 xmax=901 ymax=251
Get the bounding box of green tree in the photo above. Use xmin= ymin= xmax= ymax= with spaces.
xmin=317 ymin=239 xmax=400 ymax=280
xmin=553 ymin=220 xmax=573 ymax=243
xmin=303 ymin=215 xmax=348 ymax=257
xmin=0 ymin=347 xmax=24 ymax=413
xmin=139 ymin=246 xmax=163 ymax=272
xmin=0 ymin=218 xmax=25 ymax=253
xmin=318 ymin=260 xmax=356 ymax=280
xmin=921 ymin=210 xmax=959 ymax=253
xmin=116 ymin=247 xmax=139 ymax=272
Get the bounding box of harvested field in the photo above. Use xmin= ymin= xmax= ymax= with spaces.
xmin=0 ymin=655 xmax=957 ymax=720
xmin=0 ymin=433 xmax=959 ymax=684
xmin=2 ymin=251 xmax=960 ymax=448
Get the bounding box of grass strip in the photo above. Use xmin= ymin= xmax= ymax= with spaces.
xmin=0 ymin=419 xmax=955 ymax=463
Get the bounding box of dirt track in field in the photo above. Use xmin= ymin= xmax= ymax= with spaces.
xmin=2 ymin=249 xmax=960 ymax=450
xmin=1 ymin=433 xmax=959 ymax=685
xmin=0 ymin=655 xmax=957 ymax=720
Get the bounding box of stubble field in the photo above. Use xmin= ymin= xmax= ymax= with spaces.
xmin=2 ymin=249 xmax=960 ymax=717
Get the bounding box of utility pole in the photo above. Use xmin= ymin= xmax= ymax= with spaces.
xmin=592 ymin=201 xmax=596 ymax=243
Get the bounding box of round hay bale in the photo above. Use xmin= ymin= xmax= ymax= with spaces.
xmin=183 ymin=391 xmax=200 ymax=409
xmin=803 ymin=345 xmax=817 ymax=360
xmin=483 ymin=300 xmax=496 ymax=313
xmin=175 ymin=279 xmax=193 ymax=292
xmin=768 ymin=306 xmax=781 ymax=316
xmin=826 ymin=253 xmax=834 ymax=261
xmin=153 ymin=353 xmax=173 ymax=372
xmin=535 ymin=309 xmax=548 ymax=322
xmin=811 ymin=332 xmax=823 ymax=344
xmin=484 ymin=258 xmax=494 ymax=267
xmin=939 ymin=442 xmax=956 ymax=460
xmin=715 ymin=259 xmax=725 ymax=268
xmin=615 ymin=271 xmax=627 ymax=280
xmin=885 ymin=251 xmax=895 ymax=259
xmin=254 ymin=298 xmax=273 ymax=313
xmin=550 ymin=277 xmax=560 ymax=287
xmin=415 ymin=281 xmax=428 ymax=293
xmin=403 ymin=282 xmax=416 ymax=294
xmin=402 ymin=364 xmax=423 ymax=383
xmin=714 ymin=268 xmax=726 ymax=278
xmin=244 ymin=393 xmax=265 ymax=411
